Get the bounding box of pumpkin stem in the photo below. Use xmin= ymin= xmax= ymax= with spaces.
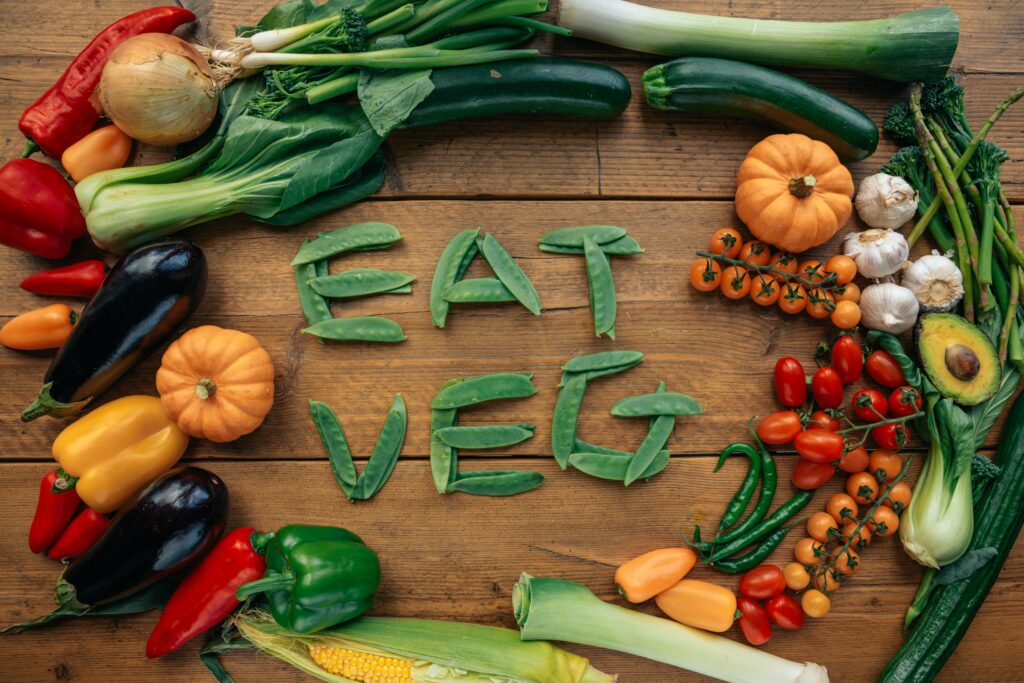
xmin=788 ymin=175 xmax=817 ymax=198
xmin=196 ymin=378 xmax=218 ymax=400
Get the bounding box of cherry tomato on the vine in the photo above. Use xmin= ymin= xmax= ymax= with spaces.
xmin=869 ymin=449 xmax=903 ymax=484
xmin=889 ymin=386 xmax=922 ymax=417
xmin=689 ymin=258 xmax=722 ymax=292
xmin=736 ymin=597 xmax=773 ymax=646
xmin=807 ymin=511 xmax=839 ymax=543
xmin=774 ymin=357 xmax=807 ymax=408
xmin=873 ymin=422 xmax=909 ymax=450
xmin=866 ymin=349 xmax=907 ymax=388
xmin=882 ymin=481 xmax=913 ymax=514
xmin=831 ymin=300 xmax=862 ymax=330
xmin=720 ymin=265 xmax=751 ymax=299
xmin=830 ymin=335 xmax=863 ymax=384
xmin=710 ymin=228 xmax=743 ymax=258
xmin=795 ymin=430 xmax=845 ymax=464
xmin=738 ymin=564 xmax=785 ymax=600
xmin=805 ymin=289 xmax=836 ymax=319
xmin=756 ymin=411 xmax=803 ymax=445
xmin=836 ymin=282 xmax=861 ymax=303
xmin=826 ymin=493 xmax=859 ymax=524
xmin=852 ymin=389 xmax=889 ymax=422
xmin=812 ymin=367 xmax=844 ymax=409
xmin=825 ymin=255 xmax=857 ymax=285
xmin=740 ymin=240 xmax=772 ymax=266
xmin=868 ymin=506 xmax=900 ymax=537
xmin=838 ymin=445 xmax=869 ymax=473
xmin=778 ymin=284 xmax=808 ymax=314
xmin=798 ymin=260 xmax=826 ymax=285
xmin=765 ymin=594 xmax=804 ymax=630
xmin=771 ymin=252 xmax=799 ymax=277
xmin=807 ymin=410 xmax=840 ymax=432
xmin=750 ymin=274 xmax=780 ymax=306
xmin=792 ymin=459 xmax=835 ymax=490
xmin=847 ymin=472 xmax=879 ymax=505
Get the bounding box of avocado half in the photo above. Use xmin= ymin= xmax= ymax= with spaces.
xmin=916 ymin=313 xmax=1001 ymax=405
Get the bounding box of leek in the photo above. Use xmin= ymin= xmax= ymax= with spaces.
xmin=513 ymin=574 xmax=829 ymax=683
xmin=557 ymin=0 xmax=959 ymax=83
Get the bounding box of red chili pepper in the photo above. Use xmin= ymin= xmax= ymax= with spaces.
xmin=18 ymin=7 xmax=196 ymax=157
xmin=46 ymin=507 xmax=110 ymax=560
xmin=0 ymin=160 xmax=86 ymax=259
xmin=20 ymin=260 xmax=108 ymax=298
xmin=146 ymin=527 xmax=267 ymax=658
xmin=28 ymin=469 xmax=82 ymax=554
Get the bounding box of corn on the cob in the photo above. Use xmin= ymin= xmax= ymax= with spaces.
xmin=308 ymin=644 xmax=414 ymax=683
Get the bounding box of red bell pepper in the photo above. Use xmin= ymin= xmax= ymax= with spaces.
xmin=28 ymin=469 xmax=82 ymax=554
xmin=146 ymin=527 xmax=267 ymax=658
xmin=20 ymin=260 xmax=108 ymax=298
xmin=0 ymin=160 xmax=86 ymax=259
xmin=19 ymin=6 xmax=196 ymax=157
xmin=47 ymin=507 xmax=111 ymax=561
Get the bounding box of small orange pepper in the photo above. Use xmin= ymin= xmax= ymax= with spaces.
xmin=0 ymin=303 xmax=76 ymax=350
xmin=655 ymin=579 xmax=737 ymax=633
xmin=615 ymin=547 xmax=696 ymax=603
xmin=61 ymin=125 xmax=133 ymax=182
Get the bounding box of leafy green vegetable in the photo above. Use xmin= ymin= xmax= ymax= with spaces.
xmin=358 ymin=67 xmax=436 ymax=136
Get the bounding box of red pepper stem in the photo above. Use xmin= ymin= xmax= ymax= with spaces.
xmin=235 ymin=573 xmax=294 ymax=600
xmin=51 ymin=469 xmax=79 ymax=494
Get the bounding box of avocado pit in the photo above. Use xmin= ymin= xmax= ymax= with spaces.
xmin=945 ymin=344 xmax=981 ymax=381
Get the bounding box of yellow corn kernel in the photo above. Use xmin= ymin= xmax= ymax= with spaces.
xmin=308 ymin=645 xmax=415 ymax=683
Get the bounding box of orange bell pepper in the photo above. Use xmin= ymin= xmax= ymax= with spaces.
xmin=60 ymin=125 xmax=132 ymax=182
xmin=0 ymin=303 xmax=76 ymax=350
xmin=52 ymin=395 xmax=189 ymax=513
xmin=615 ymin=547 xmax=696 ymax=603
xmin=655 ymin=579 xmax=737 ymax=633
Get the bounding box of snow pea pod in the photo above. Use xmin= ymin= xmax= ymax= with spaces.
xmin=430 ymin=378 xmax=462 ymax=493
xmin=551 ymin=372 xmax=587 ymax=469
xmin=355 ymin=394 xmax=407 ymax=500
xmin=709 ymin=525 xmax=793 ymax=574
xmin=625 ymin=407 xmax=676 ymax=486
xmin=303 ymin=317 xmax=406 ymax=343
xmin=295 ymin=252 xmax=332 ymax=326
xmin=539 ymin=235 xmax=644 ymax=255
xmin=430 ymin=228 xmax=480 ymax=328
xmin=583 ymin=237 xmax=616 ymax=338
xmin=569 ymin=449 xmax=670 ymax=482
xmin=713 ymin=444 xmax=762 ymax=533
xmin=291 ymin=223 xmax=402 ymax=266
xmin=563 ymin=350 xmax=644 ymax=374
xmin=573 ymin=439 xmax=631 ymax=457
xmin=431 ymin=372 xmax=537 ymax=409
xmin=611 ymin=392 xmax=703 ymax=417
xmin=479 ymin=233 xmax=542 ymax=315
xmin=308 ymin=400 xmax=357 ymax=497
xmin=435 ymin=424 xmax=535 ymax=450
xmin=443 ymin=277 xmax=517 ymax=303
xmin=310 ymin=269 xmax=416 ymax=299
xmin=540 ymin=225 xmax=627 ymax=247
xmin=445 ymin=470 xmax=545 ymax=496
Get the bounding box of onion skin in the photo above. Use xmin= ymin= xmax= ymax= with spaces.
xmin=99 ymin=33 xmax=218 ymax=147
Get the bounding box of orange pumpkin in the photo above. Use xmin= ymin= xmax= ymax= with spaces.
xmin=735 ymin=134 xmax=854 ymax=254
xmin=156 ymin=325 xmax=275 ymax=442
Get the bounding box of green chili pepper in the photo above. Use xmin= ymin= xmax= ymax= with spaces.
xmin=709 ymin=525 xmax=793 ymax=574
xmin=703 ymin=491 xmax=814 ymax=564
xmin=236 ymin=525 xmax=381 ymax=634
xmin=701 ymin=437 xmax=777 ymax=552
xmin=713 ymin=443 xmax=762 ymax=534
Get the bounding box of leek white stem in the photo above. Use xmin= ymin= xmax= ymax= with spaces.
xmin=251 ymin=15 xmax=338 ymax=52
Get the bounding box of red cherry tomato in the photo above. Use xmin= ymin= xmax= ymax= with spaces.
xmin=852 ymin=389 xmax=889 ymax=422
xmin=756 ymin=411 xmax=803 ymax=445
xmin=830 ymin=336 xmax=864 ymax=384
xmin=792 ymin=459 xmax=836 ymax=490
xmin=838 ymin=445 xmax=870 ymax=473
xmin=873 ymin=422 xmax=909 ymax=450
xmin=889 ymin=386 xmax=922 ymax=417
xmin=774 ymin=357 xmax=807 ymax=408
xmin=738 ymin=565 xmax=786 ymax=600
xmin=866 ymin=350 xmax=907 ymax=388
xmin=795 ymin=430 xmax=845 ymax=464
xmin=765 ymin=593 xmax=805 ymax=631
xmin=811 ymin=367 xmax=844 ymax=409
xmin=737 ymin=597 xmax=773 ymax=646
xmin=807 ymin=410 xmax=840 ymax=432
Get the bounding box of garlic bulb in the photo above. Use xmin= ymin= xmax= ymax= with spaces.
xmin=855 ymin=173 xmax=919 ymax=229
xmin=843 ymin=229 xmax=910 ymax=279
xmin=859 ymin=283 xmax=920 ymax=334
xmin=100 ymin=34 xmax=218 ymax=147
xmin=902 ymin=252 xmax=964 ymax=312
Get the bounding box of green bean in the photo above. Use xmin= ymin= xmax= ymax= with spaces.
xmin=443 ymin=277 xmax=516 ymax=303
xmin=292 ymin=222 xmax=402 ymax=265
xmin=583 ymin=237 xmax=616 ymax=338
xmin=355 ymin=394 xmax=407 ymax=500
xmin=430 ymin=372 xmax=537 ymax=409
xmin=563 ymin=350 xmax=644 ymax=374
xmin=709 ymin=525 xmax=793 ymax=574
xmin=479 ymin=233 xmax=543 ymax=315
xmin=445 ymin=470 xmax=545 ymax=496
xmin=310 ymin=269 xmax=416 ymax=298
xmin=430 ymin=378 xmax=462 ymax=493
xmin=539 ymin=235 xmax=644 ymax=255
xmin=573 ymin=439 xmax=631 ymax=457
xmin=625 ymin=411 xmax=675 ymax=486
xmin=435 ymin=424 xmax=535 ymax=450
xmin=611 ymin=392 xmax=703 ymax=418
xmin=704 ymin=491 xmax=814 ymax=564
xmin=430 ymin=228 xmax=480 ymax=328
xmin=303 ymin=316 xmax=406 ymax=343
xmin=569 ymin=449 xmax=670 ymax=482
xmin=308 ymin=400 xmax=357 ymax=499
xmin=712 ymin=444 xmax=762 ymax=534
xmin=551 ymin=372 xmax=587 ymax=469
xmin=540 ymin=225 xmax=627 ymax=247
xmin=295 ymin=252 xmax=332 ymax=326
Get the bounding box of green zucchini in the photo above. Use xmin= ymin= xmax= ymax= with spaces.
xmin=642 ymin=57 xmax=878 ymax=162
xmin=879 ymin=390 xmax=1024 ymax=681
xmin=403 ymin=58 xmax=632 ymax=128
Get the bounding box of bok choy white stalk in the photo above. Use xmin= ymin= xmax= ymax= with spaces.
xmin=513 ymin=574 xmax=829 ymax=683
xmin=557 ymin=0 xmax=959 ymax=83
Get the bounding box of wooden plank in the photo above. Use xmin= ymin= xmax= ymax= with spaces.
xmin=1 ymin=458 xmax=1020 ymax=682
xmin=6 ymin=200 xmax=1016 ymax=459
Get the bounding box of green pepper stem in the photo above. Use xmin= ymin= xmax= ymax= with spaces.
xmin=235 ymin=572 xmax=295 ymax=600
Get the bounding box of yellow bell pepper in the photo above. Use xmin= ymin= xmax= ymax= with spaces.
xmin=52 ymin=395 xmax=188 ymax=513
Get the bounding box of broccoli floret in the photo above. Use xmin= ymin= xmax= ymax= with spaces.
xmin=971 ymin=453 xmax=1002 ymax=505
xmin=880 ymin=146 xmax=930 ymax=189
xmin=883 ymin=101 xmax=918 ymax=146
xmin=968 ymin=141 xmax=1009 ymax=200
xmin=341 ymin=8 xmax=368 ymax=53
xmin=921 ymin=76 xmax=973 ymax=149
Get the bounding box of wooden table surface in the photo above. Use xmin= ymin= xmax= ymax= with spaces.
xmin=2 ymin=1 xmax=1023 ymax=681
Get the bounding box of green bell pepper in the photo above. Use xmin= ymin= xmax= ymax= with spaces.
xmin=236 ymin=524 xmax=381 ymax=633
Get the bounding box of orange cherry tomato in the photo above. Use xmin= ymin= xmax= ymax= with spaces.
xmin=750 ymin=274 xmax=781 ymax=306
xmin=0 ymin=303 xmax=77 ymax=350
xmin=798 ymin=260 xmax=827 ymax=285
xmin=710 ymin=228 xmax=743 ymax=258
xmin=841 ymin=522 xmax=872 ymax=550
xmin=882 ymin=481 xmax=913 ymax=514
xmin=838 ymin=446 xmax=870 ymax=473
xmin=806 ymin=289 xmax=836 ymax=319
xmin=831 ymin=547 xmax=860 ymax=575
xmin=783 ymin=562 xmax=810 ymax=591
xmin=868 ymin=506 xmax=900 ymax=537
xmin=756 ymin=411 xmax=803 ymax=445
xmin=807 ymin=512 xmax=839 ymax=543
xmin=831 ymin=300 xmax=862 ymax=329
xmin=869 ymin=449 xmax=903 ymax=484
xmin=847 ymin=472 xmax=879 ymax=505
xmin=836 ymin=281 xmax=861 ymax=303
xmin=825 ymin=255 xmax=857 ymax=285
xmin=794 ymin=537 xmax=825 ymax=565
xmin=778 ymin=284 xmax=808 ymax=314
xmin=771 ymin=252 xmax=799 ymax=277
xmin=812 ymin=568 xmax=840 ymax=592
xmin=690 ymin=258 xmax=723 ymax=292
xmin=802 ymin=589 xmax=831 ymax=618
xmin=826 ymin=493 xmax=859 ymax=524
xmin=720 ymin=265 xmax=752 ymax=299
xmin=739 ymin=240 xmax=772 ymax=266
